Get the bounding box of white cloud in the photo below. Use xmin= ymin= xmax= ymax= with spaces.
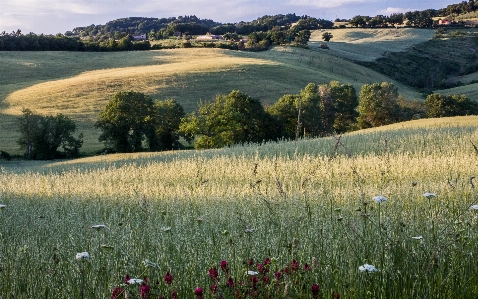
xmin=379 ymin=7 xmax=417 ymax=14
xmin=289 ymin=0 xmax=373 ymax=9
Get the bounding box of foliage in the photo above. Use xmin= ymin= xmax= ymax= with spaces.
xmin=357 ymin=82 xmax=401 ymax=128
xmin=425 ymin=93 xmax=478 ymax=117
xmin=17 ymin=108 xmax=83 ymax=159
xmin=95 ymin=91 xmax=155 ymax=152
xmin=149 ymin=99 xmax=186 ymax=151
xmin=179 ymin=90 xmax=279 ymax=149
xmin=322 ymin=32 xmax=333 ymax=42
xmin=328 ymin=81 xmax=359 ymax=133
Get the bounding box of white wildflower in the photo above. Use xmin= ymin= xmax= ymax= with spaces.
xmin=359 ymin=264 xmax=378 ymax=272
xmin=470 ymin=205 xmax=478 ymax=210
xmin=0 ymin=204 xmax=6 ymax=209
xmin=372 ymin=196 xmax=387 ymax=203
xmin=412 ymin=236 xmax=423 ymax=240
xmin=75 ymin=252 xmax=90 ymax=261
xmin=161 ymin=226 xmax=171 ymax=232
xmin=127 ymin=278 xmax=143 ymax=285
xmin=91 ymin=224 xmax=108 ymax=230
xmin=246 ymin=270 xmax=259 ymax=275
xmin=245 ymin=228 xmax=254 ymax=233
xmin=422 ymin=192 xmax=436 ymax=198
xmin=142 ymin=260 xmax=158 ymax=268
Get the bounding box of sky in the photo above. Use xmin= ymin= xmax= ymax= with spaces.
xmin=0 ymin=0 xmax=458 ymax=35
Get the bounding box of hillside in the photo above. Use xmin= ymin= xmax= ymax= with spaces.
xmin=0 ymin=47 xmax=421 ymax=155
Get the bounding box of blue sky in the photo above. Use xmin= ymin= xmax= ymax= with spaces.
xmin=0 ymin=0 xmax=458 ymax=35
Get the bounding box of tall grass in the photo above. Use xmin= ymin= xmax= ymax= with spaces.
xmin=1 ymin=117 xmax=478 ymax=298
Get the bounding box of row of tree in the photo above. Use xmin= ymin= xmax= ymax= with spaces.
xmin=11 ymin=83 xmax=478 ymax=159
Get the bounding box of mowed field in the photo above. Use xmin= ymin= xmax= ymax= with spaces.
xmin=2 ymin=116 xmax=478 ymax=298
xmin=0 ymin=38 xmax=425 ymax=154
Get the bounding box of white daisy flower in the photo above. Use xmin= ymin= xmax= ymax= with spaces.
xmin=412 ymin=236 xmax=423 ymax=240
xmin=75 ymin=252 xmax=90 ymax=261
xmin=372 ymin=196 xmax=387 ymax=203
xmin=161 ymin=227 xmax=171 ymax=232
xmin=91 ymin=224 xmax=108 ymax=230
xmin=127 ymin=278 xmax=143 ymax=285
xmin=0 ymin=204 xmax=6 ymax=209
xmin=470 ymin=205 xmax=478 ymax=210
xmin=359 ymin=264 xmax=378 ymax=272
xmin=246 ymin=271 xmax=259 ymax=275
xmin=245 ymin=228 xmax=254 ymax=233
xmin=422 ymin=192 xmax=436 ymax=198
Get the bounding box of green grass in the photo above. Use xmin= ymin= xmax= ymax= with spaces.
xmin=2 ymin=116 xmax=478 ymax=298
xmin=0 ymin=47 xmax=421 ymax=155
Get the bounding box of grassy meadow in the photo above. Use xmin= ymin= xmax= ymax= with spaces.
xmin=2 ymin=116 xmax=478 ymax=298
xmin=0 ymin=43 xmax=423 ymax=154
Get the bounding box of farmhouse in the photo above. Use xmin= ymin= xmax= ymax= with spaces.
xmin=132 ymin=34 xmax=147 ymax=41
xmin=438 ymin=19 xmax=452 ymax=25
xmin=196 ymin=35 xmax=224 ymax=41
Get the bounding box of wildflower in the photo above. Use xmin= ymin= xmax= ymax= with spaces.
xmin=257 ymin=263 xmax=266 ymax=274
xmin=422 ymin=192 xmax=436 ymax=198
xmin=171 ymin=290 xmax=178 ymax=299
xmin=312 ymin=283 xmax=320 ymax=299
xmin=110 ymin=287 xmax=125 ymax=299
xmin=263 ymin=275 xmax=270 ymax=283
xmin=412 ymin=236 xmax=423 ymax=240
xmin=264 ymin=257 xmax=271 ymax=265
xmin=0 ymin=204 xmax=6 ymax=209
xmin=142 ymin=260 xmax=158 ymax=268
xmin=91 ymin=224 xmax=108 ymax=230
xmin=290 ymin=259 xmax=300 ymax=271
xmin=127 ymin=278 xmax=144 ymax=285
xmin=359 ymin=264 xmax=378 ymax=273
xmin=470 ymin=205 xmax=478 ymax=210
xmin=75 ymin=252 xmax=90 ymax=262
xmin=140 ymin=282 xmax=150 ymax=298
xmin=194 ymin=287 xmax=203 ymax=299
xmin=226 ymin=277 xmax=234 ymax=289
xmin=245 ymin=228 xmax=254 ymax=233
xmin=274 ymin=271 xmax=281 ymax=281
xmin=208 ymin=267 xmax=219 ymax=282
xmin=209 ymin=284 xmax=218 ymax=294
xmin=303 ymin=263 xmax=311 ymax=270
xmin=372 ymin=195 xmax=387 ymax=203
xmin=161 ymin=227 xmax=171 ymax=232
xmin=196 ymin=217 xmax=203 ymax=223
xmin=164 ymin=272 xmax=173 ymax=284
xmin=124 ymin=275 xmax=131 ymax=284
xmin=221 ymin=230 xmax=229 ymax=236
xmin=248 ymin=258 xmax=254 ymax=266
xmin=250 ymin=275 xmax=258 ymax=290
xmin=246 ymin=270 xmax=259 ymax=275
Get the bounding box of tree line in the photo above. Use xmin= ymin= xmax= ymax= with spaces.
xmin=6 ymin=83 xmax=478 ymax=160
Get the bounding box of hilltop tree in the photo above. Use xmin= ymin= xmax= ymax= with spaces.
xmin=322 ymin=32 xmax=333 ymax=42
xmin=17 ymin=109 xmax=83 ymax=159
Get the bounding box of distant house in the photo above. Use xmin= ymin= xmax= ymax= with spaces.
xmin=173 ymin=32 xmax=182 ymax=37
xmin=438 ymin=19 xmax=452 ymax=25
xmin=132 ymin=34 xmax=147 ymax=41
xmin=196 ymin=35 xmax=224 ymax=41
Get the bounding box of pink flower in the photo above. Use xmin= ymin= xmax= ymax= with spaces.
xmin=111 ymin=287 xmax=125 ymax=299
xmin=248 ymin=258 xmax=254 ymax=266
xmin=226 ymin=277 xmax=235 ymax=289
xmin=290 ymin=259 xmax=299 ymax=272
xmin=171 ymin=290 xmax=178 ymax=299
xmin=263 ymin=276 xmax=270 ymax=284
xmin=195 ymin=287 xmax=203 ymax=299
xmin=312 ymin=283 xmax=320 ymax=299
xmin=124 ymin=274 xmax=131 ymax=284
xmin=139 ymin=282 xmax=150 ymax=298
xmin=303 ymin=263 xmax=311 ymax=271
xmin=264 ymin=257 xmax=271 ymax=265
xmin=220 ymin=260 xmax=228 ymax=270
xmin=164 ymin=272 xmax=173 ymax=285
xmin=208 ymin=267 xmax=219 ymax=282
xmin=274 ymin=271 xmax=281 ymax=281
xmin=209 ymin=284 xmax=218 ymax=294
xmin=257 ymin=263 xmax=265 ymax=274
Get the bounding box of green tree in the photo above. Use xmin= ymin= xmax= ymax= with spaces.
xmin=425 ymin=93 xmax=478 ymax=118
xmin=17 ymin=109 xmax=83 ymax=160
xmin=266 ymin=94 xmax=301 ymax=139
xmin=329 ymin=81 xmax=359 ymax=133
xmin=147 ymin=99 xmax=186 ymax=151
xmin=357 ymin=82 xmax=401 ymax=128
xmin=95 ymin=91 xmax=155 ymax=152
xmin=179 ymin=90 xmax=278 ymax=149
xmin=322 ymin=32 xmax=333 ymax=42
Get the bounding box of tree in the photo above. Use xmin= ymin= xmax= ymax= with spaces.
xmin=329 ymin=81 xmax=359 ymax=133
xmin=425 ymin=93 xmax=478 ymax=118
xmin=266 ymin=94 xmax=301 ymax=139
xmin=95 ymin=91 xmax=155 ymax=152
xmin=179 ymin=90 xmax=278 ymax=149
xmin=17 ymin=109 xmax=83 ymax=159
xmin=322 ymin=32 xmax=333 ymax=42
xmin=147 ymin=99 xmax=186 ymax=151
xmin=357 ymin=82 xmax=401 ymax=128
